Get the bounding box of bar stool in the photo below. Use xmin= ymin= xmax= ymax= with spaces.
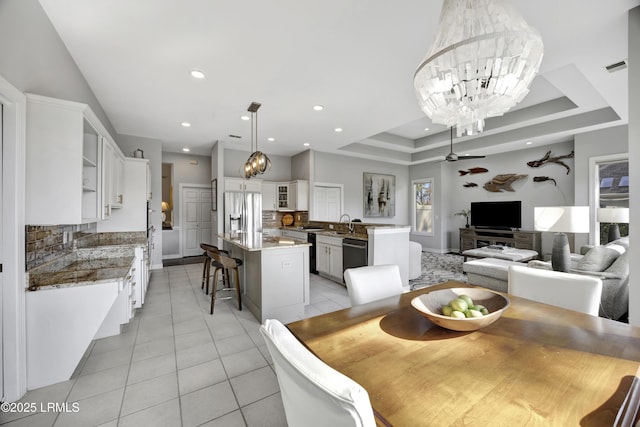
xmin=200 ymin=243 xmax=228 ymax=295
xmin=208 ymin=250 xmax=242 ymax=314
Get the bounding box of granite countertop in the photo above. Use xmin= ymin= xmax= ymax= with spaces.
xmin=219 ymin=232 xmax=311 ymax=252
xmin=28 ymin=249 xmax=135 ymax=291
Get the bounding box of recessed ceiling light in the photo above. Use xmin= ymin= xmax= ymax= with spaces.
xmin=424 ymin=127 xmax=430 ymax=131
xmin=182 ymin=148 xmax=190 ymax=152
xmin=267 ymin=137 xmax=275 ymax=142
xmin=181 ymin=122 xmax=191 ymax=127
xmin=241 ymin=115 xmax=250 ymax=121
xmin=190 ymin=70 xmax=205 ymax=79
xmin=313 ymin=105 xmax=324 ymax=111
xmin=303 ymin=143 xmax=310 ymax=147
xmin=525 ymin=141 xmax=533 ymax=145
xmin=334 ymin=128 xmax=343 ymax=133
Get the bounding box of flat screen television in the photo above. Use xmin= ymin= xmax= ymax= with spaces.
xmin=470 ymin=201 xmax=522 ymax=230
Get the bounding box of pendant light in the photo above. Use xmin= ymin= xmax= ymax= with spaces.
xmin=243 ymin=102 xmax=271 ymax=179
xmin=414 ymin=0 xmax=544 ymax=137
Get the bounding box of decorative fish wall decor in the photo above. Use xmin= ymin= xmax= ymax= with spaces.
xmin=483 ymin=174 xmax=528 ymax=192
xmin=459 ymin=167 xmax=488 ymax=176
xmin=463 ymin=182 xmax=478 ymax=188
xmin=533 ymin=176 xmax=557 ymax=186
xmin=527 ymin=150 xmax=574 ymax=175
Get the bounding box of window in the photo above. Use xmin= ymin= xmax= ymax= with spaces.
xmin=413 ymin=179 xmax=434 ymax=235
xmin=596 ymin=159 xmax=628 ymax=243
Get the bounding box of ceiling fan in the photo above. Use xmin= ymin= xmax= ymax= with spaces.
xmin=444 ymin=127 xmax=486 ymax=162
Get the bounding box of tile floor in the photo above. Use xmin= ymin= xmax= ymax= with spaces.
xmin=1 ymin=263 xmax=351 ymax=427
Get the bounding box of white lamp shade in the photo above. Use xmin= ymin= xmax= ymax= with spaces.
xmin=534 ymin=206 xmax=590 ymax=233
xmin=597 ymin=207 xmax=629 ymax=224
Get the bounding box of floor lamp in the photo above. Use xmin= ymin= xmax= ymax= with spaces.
xmin=597 ymin=207 xmax=629 ymax=243
xmin=534 ymin=206 xmax=590 ymax=272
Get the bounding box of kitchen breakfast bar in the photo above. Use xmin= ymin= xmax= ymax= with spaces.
xmin=218 ymin=232 xmax=311 ymax=322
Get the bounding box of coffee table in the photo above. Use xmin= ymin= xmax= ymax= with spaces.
xmin=462 ymin=247 xmax=538 ymax=262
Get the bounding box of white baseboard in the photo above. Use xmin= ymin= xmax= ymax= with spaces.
xmin=151 ymin=263 xmax=164 ymax=270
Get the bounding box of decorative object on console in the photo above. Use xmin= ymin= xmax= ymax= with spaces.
xmin=597 ymin=207 xmax=629 ymax=243
xmin=413 ymin=0 xmax=543 ymax=137
xmin=533 ymin=176 xmax=557 ymax=186
xmin=526 ymin=150 xmax=575 ymax=174
xmin=483 ymin=173 xmax=527 ymax=192
xmin=243 ymin=102 xmax=271 ymax=179
xmin=161 ymin=200 xmax=169 ymax=221
xmin=454 ymin=208 xmax=471 ymax=228
xmin=534 ymin=206 xmax=590 ymax=272
xmin=363 ymin=172 xmax=395 ymax=217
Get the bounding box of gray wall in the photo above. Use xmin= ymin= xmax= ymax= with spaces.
xmin=0 ymin=0 xmax=116 ymax=137
xmin=224 ymin=148 xmax=292 ymax=181
xmin=162 ymin=152 xmax=212 ymax=227
xmin=629 ymin=6 xmax=639 ymax=326
xmin=292 ymin=150 xmax=311 ymax=180
xmin=314 ymin=152 xmax=410 ymax=225
xmin=116 ymin=135 xmax=163 ymax=268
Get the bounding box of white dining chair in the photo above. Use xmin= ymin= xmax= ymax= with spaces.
xmin=507 ymin=264 xmax=603 ymax=316
xmin=260 ymin=319 xmax=376 ymax=427
xmin=343 ymin=264 xmax=403 ymax=306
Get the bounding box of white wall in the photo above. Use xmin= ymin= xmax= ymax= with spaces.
xmin=116 ymin=135 xmax=163 ymax=268
xmin=291 ymin=150 xmax=311 ymax=180
xmin=314 ymin=152 xmax=410 ymax=225
xmin=628 ymin=6 xmax=639 ymax=326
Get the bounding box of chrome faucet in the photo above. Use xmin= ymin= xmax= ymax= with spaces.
xmin=339 ymin=214 xmax=354 ymax=233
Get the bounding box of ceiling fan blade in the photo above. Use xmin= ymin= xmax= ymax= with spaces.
xmin=457 ymin=155 xmax=486 ymax=160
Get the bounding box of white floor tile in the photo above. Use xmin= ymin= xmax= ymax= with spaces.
xmin=180 ymin=381 xmax=239 ymax=427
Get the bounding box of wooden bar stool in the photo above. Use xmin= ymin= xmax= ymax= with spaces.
xmin=208 ymin=250 xmax=242 ymax=314
xmin=200 ymin=243 xmax=228 ymax=295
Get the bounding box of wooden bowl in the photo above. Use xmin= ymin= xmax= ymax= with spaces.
xmin=281 ymin=214 xmax=294 ymax=226
xmin=411 ymin=288 xmax=510 ymax=332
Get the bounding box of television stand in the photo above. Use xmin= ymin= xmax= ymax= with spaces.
xmin=459 ymin=227 xmax=541 ymax=254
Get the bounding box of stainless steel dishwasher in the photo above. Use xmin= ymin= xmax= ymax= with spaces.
xmin=342 ymin=238 xmax=368 ymax=272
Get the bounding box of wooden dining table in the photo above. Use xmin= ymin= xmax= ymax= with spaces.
xmin=286 ymin=281 xmax=640 ymax=426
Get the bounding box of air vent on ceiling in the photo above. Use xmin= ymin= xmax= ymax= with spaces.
xmin=605 ymin=60 xmax=627 ymax=73
xmin=228 ymin=134 xmax=242 ymax=139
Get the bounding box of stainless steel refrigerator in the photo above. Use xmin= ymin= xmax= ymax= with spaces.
xmin=224 ymin=191 xmax=262 ymax=234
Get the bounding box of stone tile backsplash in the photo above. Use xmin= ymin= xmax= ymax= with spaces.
xmin=25 ymin=223 xmax=96 ymax=271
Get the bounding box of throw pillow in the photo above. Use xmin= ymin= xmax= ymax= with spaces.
xmin=576 ymin=246 xmax=620 ymax=272
xmin=607 ymin=236 xmax=629 ymax=250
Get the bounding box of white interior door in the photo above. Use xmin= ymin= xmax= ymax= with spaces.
xmin=313 ymin=184 xmax=342 ymax=221
xmin=182 ymin=186 xmax=212 ymax=257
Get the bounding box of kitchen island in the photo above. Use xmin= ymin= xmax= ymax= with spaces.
xmin=218 ymin=232 xmax=311 ymax=322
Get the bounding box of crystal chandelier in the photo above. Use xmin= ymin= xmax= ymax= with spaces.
xmin=414 ymin=0 xmax=544 ymax=137
xmin=243 ymin=102 xmax=271 ymax=179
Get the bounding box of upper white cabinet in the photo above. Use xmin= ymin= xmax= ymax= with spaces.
xmin=269 ymin=180 xmax=308 ymax=211
xmin=26 ymin=94 xmax=115 ymax=224
xmin=290 ymin=180 xmax=309 ymax=211
xmin=262 ymin=182 xmax=277 ymax=210
xmin=224 ymin=177 xmax=261 ymax=192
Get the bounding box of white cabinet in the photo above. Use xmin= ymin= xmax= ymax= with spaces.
xmin=316 ymin=235 xmax=343 ymax=282
xmin=290 ymin=180 xmax=309 ymax=211
xmin=26 ymin=94 xmax=109 ymax=224
xmin=277 ymin=183 xmax=290 ymax=210
xmin=98 ymin=159 xmax=149 ymax=232
xmin=102 ymin=137 xmax=124 ymax=213
xmin=146 ymin=161 xmax=152 ymax=200
xmin=262 ymin=182 xmax=277 ymax=210
xmin=225 ymin=177 xmax=261 ymax=192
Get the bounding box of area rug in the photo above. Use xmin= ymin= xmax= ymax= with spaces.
xmin=410 ymin=251 xmax=467 ymax=290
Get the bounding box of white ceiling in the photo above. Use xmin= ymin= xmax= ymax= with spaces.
xmin=38 ymin=0 xmax=639 ymax=163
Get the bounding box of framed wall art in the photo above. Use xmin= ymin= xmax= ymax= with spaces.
xmin=211 ymin=179 xmax=217 ymax=211
xmin=363 ymin=172 xmax=395 ymax=217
